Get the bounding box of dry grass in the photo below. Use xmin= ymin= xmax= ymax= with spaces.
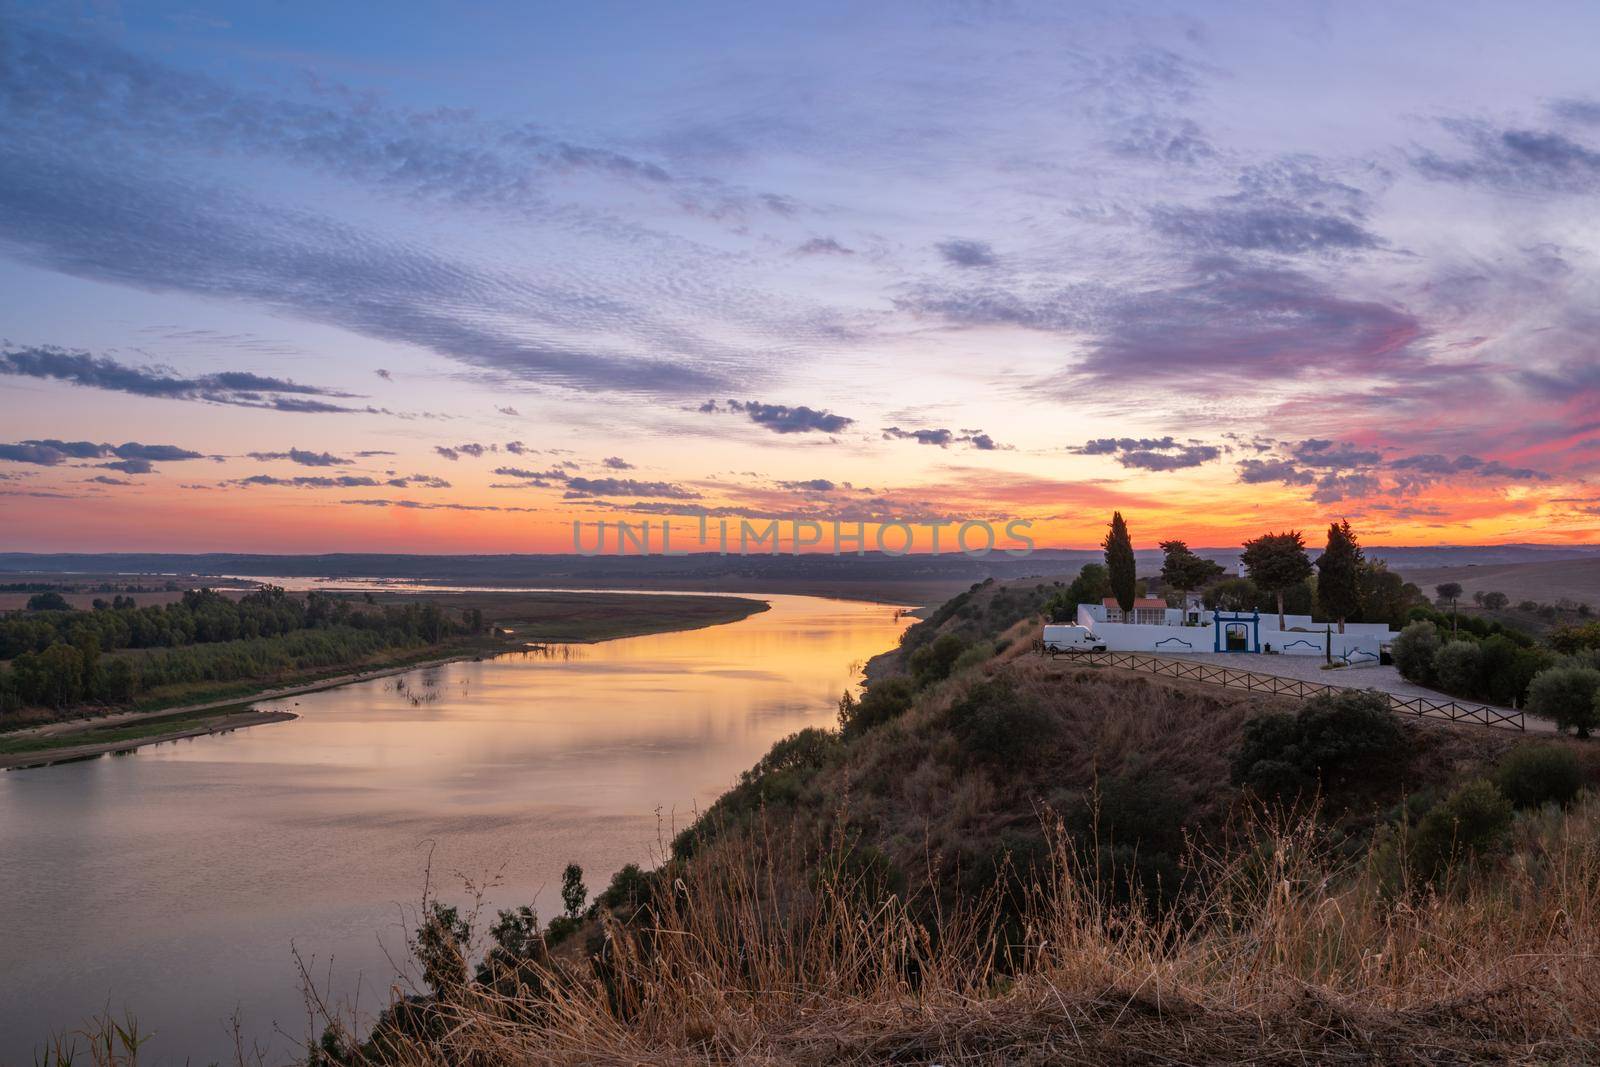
xmin=279 ymin=788 xmax=1600 ymax=1066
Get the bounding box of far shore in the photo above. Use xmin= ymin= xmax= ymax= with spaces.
xmin=1 ymin=710 xmax=298 ymax=770
xmin=2 ymin=589 xmax=775 ymax=771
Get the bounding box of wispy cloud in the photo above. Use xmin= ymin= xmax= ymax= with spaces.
xmin=883 ymin=427 xmax=1009 ymax=450
xmin=247 ymin=448 xmax=354 ymax=467
xmin=936 ymin=239 xmax=996 ymax=268
xmin=699 ymin=399 xmax=854 ymax=435
xmin=1415 ymin=118 xmax=1600 ymax=194
xmin=0 ymin=346 xmax=361 ymax=410
xmin=1071 ymin=437 xmax=1221 ymax=471
xmin=0 ymin=439 xmax=204 ymax=470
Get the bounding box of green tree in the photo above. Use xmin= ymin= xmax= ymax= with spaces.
xmin=26 ymin=591 xmax=70 ymax=612
xmin=560 ymin=863 xmax=587 ymax=919
xmin=1432 ymin=640 xmax=1483 ymax=697
xmin=1067 ymin=563 xmax=1110 ymax=608
xmin=1391 ymin=621 xmax=1441 ymax=684
xmin=1158 ymin=540 xmax=1223 ymax=614
xmin=1435 ymin=582 xmax=1464 ymax=634
xmin=1241 ymin=530 xmax=1313 ymax=630
xmin=100 ymin=657 xmax=137 ymax=702
xmin=1355 ymin=561 xmax=1423 ymax=627
xmin=1203 ymin=576 xmax=1261 ymax=612
xmin=1102 ymin=512 xmax=1136 ymax=615
xmin=1525 ymin=666 xmax=1600 ymax=738
xmin=1481 ymin=591 xmax=1509 ymax=611
xmin=1314 ymin=520 xmax=1363 ymax=633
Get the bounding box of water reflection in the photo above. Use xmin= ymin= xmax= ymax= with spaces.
xmin=0 ymin=594 xmax=908 ymax=1066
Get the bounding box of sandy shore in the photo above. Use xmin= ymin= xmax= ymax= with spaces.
xmin=1 ymin=709 xmax=299 ymax=770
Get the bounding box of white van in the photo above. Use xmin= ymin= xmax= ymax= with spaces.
xmin=1042 ymin=624 xmax=1107 ymax=654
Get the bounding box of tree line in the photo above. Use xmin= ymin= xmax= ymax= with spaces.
xmin=0 ymin=587 xmax=484 ymax=713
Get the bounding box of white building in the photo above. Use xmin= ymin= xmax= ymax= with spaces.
xmin=1073 ymin=601 xmax=1396 ymax=663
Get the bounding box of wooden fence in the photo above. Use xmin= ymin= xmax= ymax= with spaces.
xmin=1049 ymin=648 xmax=1525 ymax=732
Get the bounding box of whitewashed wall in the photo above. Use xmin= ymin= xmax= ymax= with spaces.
xmin=1076 ymin=603 xmax=1391 ymax=660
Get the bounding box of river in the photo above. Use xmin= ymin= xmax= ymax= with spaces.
xmin=0 ymin=592 xmax=910 ymax=1065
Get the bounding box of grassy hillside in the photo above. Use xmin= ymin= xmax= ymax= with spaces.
xmin=43 ymin=578 xmax=1600 ymax=1065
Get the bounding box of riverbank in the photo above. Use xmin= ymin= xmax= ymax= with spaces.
xmin=0 ymin=593 xmax=911 ymax=1064
xmin=0 ymin=709 xmax=298 ymax=770
xmin=3 ymin=588 xmax=768 ymax=748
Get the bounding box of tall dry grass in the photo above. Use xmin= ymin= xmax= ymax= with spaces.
xmin=303 ymin=792 xmax=1600 ymax=1066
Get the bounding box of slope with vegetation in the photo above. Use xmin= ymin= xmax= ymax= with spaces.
xmin=203 ymin=574 xmax=1600 ymax=1067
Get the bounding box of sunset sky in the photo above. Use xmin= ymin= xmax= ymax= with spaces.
xmin=3 ymin=1 xmax=1599 ymax=553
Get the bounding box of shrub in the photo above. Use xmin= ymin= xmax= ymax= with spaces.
xmin=909 ymin=633 xmax=967 ymax=687
xmin=1493 ymin=744 xmax=1584 ymax=809
xmin=596 ymin=863 xmax=655 ymax=920
xmin=1548 ymin=622 xmax=1600 ymax=654
xmin=1391 ymin=621 xmax=1441 ymax=683
xmin=1230 ymin=690 xmax=1403 ymax=797
xmin=1409 ymin=779 xmax=1513 ymax=881
xmin=946 ymin=679 xmax=1054 ymax=769
xmin=1525 ymin=666 xmax=1600 ymax=738
xmin=838 ymin=677 xmax=915 ymax=736
xmin=1065 ymin=772 xmax=1190 ymax=909
xmin=952 ymin=641 xmax=995 ymax=674
xmin=1230 ymin=712 xmax=1302 ymax=789
xmin=1432 ymin=640 xmax=1483 ymax=696
xmin=743 ymin=727 xmax=841 ymax=781
xmin=1293 ymin=689 xmax=1405 ymax=772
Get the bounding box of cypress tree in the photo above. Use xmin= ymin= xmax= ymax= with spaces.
xmin=1315 ymin=520 xmax=1363 ymax=633
xmin=1103 ymin=511 xmax=1137 ymax=615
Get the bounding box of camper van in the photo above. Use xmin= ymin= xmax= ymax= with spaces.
xmin=1042 ymin=624 xmax=1107 ymax=654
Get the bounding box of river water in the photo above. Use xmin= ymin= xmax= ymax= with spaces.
xmin=0 ymin=593 xmax=909 ymax=1065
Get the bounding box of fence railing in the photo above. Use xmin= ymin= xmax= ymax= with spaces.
xmin=1048 ymin=648 xmax=1525 ymax=732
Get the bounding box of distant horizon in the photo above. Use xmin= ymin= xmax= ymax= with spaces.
xmin=5 ymin=541 xmax=1598 ymax=563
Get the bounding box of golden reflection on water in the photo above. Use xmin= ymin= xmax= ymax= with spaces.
xmin=0 ymin=593 xmax=910 ymax=1067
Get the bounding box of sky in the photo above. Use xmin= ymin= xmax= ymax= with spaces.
xmin=2 ymin=0 xmax=1600 ymax=554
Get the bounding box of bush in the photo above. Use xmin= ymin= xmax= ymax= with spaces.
xmin=1409 ymin=779 xmax=1513 ymax=881
xmin=1231 ymin=690 xmax=1403 ymax=797
xmin=1525 ymin=666 xmax=1600 ymax=738
xmin=1432 ymin=640 xmax=1483 ymax=696
xmin=837 ymin=677 xmax=915 ymax=736
xmin=1548 ymin=622 xmax=1600 ymax=654
xmin=1493 ymin=744 xmax=1584 ymax=809
xmin=1065 ymin=772 xmax=1190 ymax=909
xmin=946 ymin=679 xmax=1054 ymax=769
xmin=909 ymin=633 xmax=967 ymax=687
xmin=26 ymin=591 xmax=70 ymax=611
xmin=1391 ymin=621 xmax=1441 ymax=684
xmin=952 ymin=641 xmax=995 ymax=674
xmin=1294 ymin=689 xmax=1405 ymax=771
xmin=743 ymin=727 xmax=841 ymax=781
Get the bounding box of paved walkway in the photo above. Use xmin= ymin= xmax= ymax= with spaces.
xmin=1154 ymin=651 xmax=1556 ymax=734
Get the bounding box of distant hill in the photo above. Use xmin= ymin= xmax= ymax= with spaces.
xmin=1396 ymin=557 xmax=1600 ymax=608
xmin=2 ymin=543 xmax=1597 ymax=585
